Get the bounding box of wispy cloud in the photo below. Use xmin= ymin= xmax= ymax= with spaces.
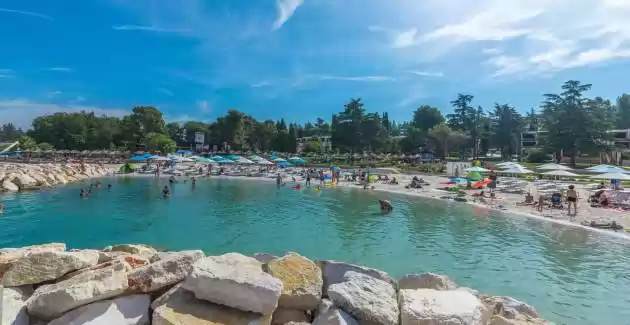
xmin=47 ymin=91 xmax=62 ymax=98
xmin=157 ymin=88 xmax=173 ymax=96
xmin=272 ymin=0 xmax=304 ymax=30
xmin=314 ymin=75 xmax=396 ymax=82
xmin=0 ymin=99 xmax=126 ymax=129
xmin=112 ymin=25 xmax=191 ymax=34
xmin=0 ymin=69 xmax=14 ymax=78
xmin=251 ymin=81 xmax=272 ymax=88
xmin=44 ymin=67 xmax=73 ymax=72
xmin=0 ymin=8 xmax=52 ymax=20
xmin=197 ymin=100 xmax=211 ymax=113
xmin=399 ymin=86 xmax=426 ymax=107
xmin=392 ymin=28 xmax=419 ymax=48
xmin=409 ymin=70 xmax=444 ymax=77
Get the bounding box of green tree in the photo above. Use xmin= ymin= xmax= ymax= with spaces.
xmin=428 ymin=124 xmax=455 ymax=158
xmin=302 ymin=140 xmax=322 ymax=153
xmin=412 ymin=105 xmax=444 ymax=131
xmin=0 ymin=123 xmax=24 ymax=142
xmin=490 ymin=104 xmax=523 ymax=159
xmin=145 ymin=132 xmax=176 ymax=153
xmin=17 ymin=135 xmax=37 ymax=150
xmin=36 ymin=142 xmax=54 ymax=151
xmin=615 ymin=94 xmax=630 ymax=129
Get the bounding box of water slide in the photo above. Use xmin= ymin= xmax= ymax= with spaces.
xmin=0 ymin=141 xmax=19 ymax=154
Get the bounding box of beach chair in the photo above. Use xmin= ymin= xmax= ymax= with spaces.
xmin=550 ymin=193 xmax=563 ymax=209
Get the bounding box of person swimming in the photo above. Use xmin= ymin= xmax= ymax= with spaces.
xmin=379 ymin=199 xmax=393 ymax=213
xmin=107 ymin=184 xmax=112 ymax=189
xmin=169 ymin=176 xmax=176 ymax=185
xmin=80 ymin=189 xmax=87 ymax=198
xmin=293 ymin=183 xmax=301 ymax=190
xmin=162 ymin=186 xmax=171 ymax=198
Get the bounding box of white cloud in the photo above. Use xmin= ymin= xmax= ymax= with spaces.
xmin=399 ymin=86 xmax=426 ymax=107
xmin=0 ymin=69 xmax=14 ymax=78
xmin=409 ymin=70 xmax=444 ymax=77
xmin=315 ymin=75 xmax=395 ymax=82
xmin=197 ymin=100 xmax=211 ymax=113
xmin=0 ymin=8 xmax=52 ymax=20
xmin=251 ymin=81 xmax=272 ymax=88
xmin=48 ymin=91 xmax=62 ymax=97
xmin=44 ymin=67 xmax=73 ymax=72
xmin=112 ymin=25 xmax=191 ymax=34
xmin=0 ymin=99 xmax=127 ymax=129
xmin=158 ymin=88 xmax=173 ymax=96
xmin=272 ymin=0 xmax=304 ymax=30
xmin=382 ymin=0 xmax=630 ymax=76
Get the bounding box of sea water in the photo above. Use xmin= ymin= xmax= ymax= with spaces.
xmin=0 ymin=176 xmax=628 ymax=325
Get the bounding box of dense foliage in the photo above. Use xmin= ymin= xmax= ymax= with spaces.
xmin=1 ymin=80 xmax=627 ymax=164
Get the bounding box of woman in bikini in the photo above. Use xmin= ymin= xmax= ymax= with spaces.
xmin=567 ymin=185 xmax=578 ymax=216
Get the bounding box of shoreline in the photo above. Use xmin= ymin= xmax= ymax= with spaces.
xmin=112 ymin=172 xmax=630 ymax=242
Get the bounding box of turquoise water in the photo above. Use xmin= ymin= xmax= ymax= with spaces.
xmin=0 ymin=177 xmax=628 ymax=325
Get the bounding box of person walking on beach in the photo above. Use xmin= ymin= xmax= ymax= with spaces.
xmin=567 ymin=185 xmax=578 ymax=216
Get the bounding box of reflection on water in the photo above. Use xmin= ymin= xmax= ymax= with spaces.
xmin=0 ymin=177 xmax=628 ymax=325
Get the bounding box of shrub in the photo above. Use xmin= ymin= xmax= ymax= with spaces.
xmin=526 ymin=150 xmax=552 ymax=163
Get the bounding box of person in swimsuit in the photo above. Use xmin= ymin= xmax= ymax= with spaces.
xmin=379 ymin=200 xmax=393 ymax=213
xmin=80 ymin=189 xmax=87 ymax=198
xmin=567 ymin=185 xmax=578 ymax=216
xmin=162 ymin=186 xmax=171 ymax=198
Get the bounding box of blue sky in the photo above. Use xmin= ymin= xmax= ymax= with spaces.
xmin=1 ymin=0 xmax=630 ymax=128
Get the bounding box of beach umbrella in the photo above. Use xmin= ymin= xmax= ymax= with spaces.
xmin=226 ymin=155 xmax=242 ymax=161
xmin=150 ymin=156 xmax=170 ymax=161
xmin=129 ymin=155 xmax=152 ymax=162
xmin=541 ymin=170 xmax=579 ymax=177
xmin=272 ymin=157 xmax=287 ymax=162
xmin=236 ymin=157 xmax=255 ymax=164
xmin=589 ymin=172 xmax=630 ymax=180
xmin=586 ymin=166 xmax=628 ymax=174
xmin=536 ymin=163 xmax=573 ymax=170
xmin=498 ymin=166 xmax=534 ymax=174
xmin=586 ymin=164 xmax=616 ymax=171
xmin=464 ymin=166 xmax=489 ymax=172
xmin=496 ymin=162 xmax=518 ymax=167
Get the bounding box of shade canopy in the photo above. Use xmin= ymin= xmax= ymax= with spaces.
xmin=129 ymin=153 xmax=153 ymax=161
xmin=496 ymin=162 xmax=519 ymax=167
xmin=537 ymin=163 xmax=573 ymax=170
xmin=589 ymin=172 xmax=630 ymax=180
xmin=586 ymin=164 xmax=616 ymax=171
xmin=236 ymin=157 xmax=255 ymax=164
xmin=249 ymin=155 xmax=274 ymax=165
xmin=541 ymin=170 xmax=579 ymax=177
xmin=150 ymin=156 xmax=170 ymax=161
xmin=586 ymin=166 xmax=628 ymax=174
xmin=226 ymin=155 xmax=242 ymax=161
xmin=272 ymin=157 xmax=287 ymax=162
xmin=465 ymin=166 xmax=490 ymax=172
xmin=498 ymin=166 xmax=534 ymax=174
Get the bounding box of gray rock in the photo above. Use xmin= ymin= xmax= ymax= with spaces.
xmin=3 ymin=251 xmax=99 ymax=286
xmin=47 ymin=295 xmax=151 ymax=325
xmin=152 ymin=285 xmax=271 ymax=325
xmin=253 ymin=252 xmax=277 ymax=264
xmin=482 ymin=296 xmax=540 ymax=320
xmin=182 ymin=253 xmax=282 ymax=315
xmin=327 ymin=271 xmax=398 ymax=325
xmin=110 ymin=244 xmax=158 ymax=260
xmin=26 ymin=261 xmax=129 ymax=320
xmin=0 ymin=243 xmax=66 ymax=278
xmin=320 ymin=260 xmax=395 ymax=295
xmin=128 ymin=250 xmax=204 ymax=293
xmin=1 ymin=285 xmax=33 ymax=325
xmin=312 ymin=299 xmax=358 ymax=325
xmin=271 ymin=308 xmax=309 ymax=325
xmin=398 ymin=273 xmax=457 ymax=290
xmin=399 ymin=289 xmax=490 ymax=325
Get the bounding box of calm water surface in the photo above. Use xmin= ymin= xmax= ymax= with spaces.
xmin=1 ymin=177 xmax=628 ymax=325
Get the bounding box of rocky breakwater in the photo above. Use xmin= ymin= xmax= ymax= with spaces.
xmin=0 ymin=243 xmax=555 ymax=325
xmin=0 ymin=163 xmax=110 ymax=192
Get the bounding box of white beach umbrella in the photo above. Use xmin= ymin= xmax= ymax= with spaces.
xmin=498 ymin=166 xmax=534 ymax=174
xmin=150 ymin=156 xmax=170 ymax=161
xmin=589 ymin=172 xmax=630 ymax=180
xmin=586 ymin=164 xmax=616 ymax=171
xmin=541 ymin=170 xmax=579 ymax=177
xmin=537 ymin=163 xmax=573 ymax=170
xmin=496 ymin=162 xmax=518 ymax=167
xmin=464 ymin=166 xmax=490 ymax=172
xmin=237 ymin=157 xmax=255 ymax=164
xmin=272 ymin=157 xmax=287 ymax=162
xmin=586 ymin=166 xmax=628 ymax=174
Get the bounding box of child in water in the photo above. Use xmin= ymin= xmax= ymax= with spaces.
xmin=379 ymin=199 xmax=393 ymax=213
xmin=162 ymin=186 xmax=171 ymax=198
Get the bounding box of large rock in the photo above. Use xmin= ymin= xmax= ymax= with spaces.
xmin=320 ymin=260 xmax=396 ymax=295
xmin=127 ymin=250 xmax=204 ymax=293
xmin=483 ymin=296 xmax=551 ymax=325
xmin=488 ymin=315 xmax=554 ymax=325
xmin=327 ymin=271 xmax=398 ymax=325
xmin=26 ymin=261 xmax=129 ymax=320
xmin=47 ymin=295 xmax=151 ymax=325
xmin=12 ymin=174 xmax=37 ymax=188
xmin=312 ymin=299 xmax=359 ymax=325
xmin=0 ymin=243 xmax=65 ymax=277
xmin=253 ymin=253 xmax=277 ymax=264
xmin=1 ymin=285 xmax=33 ymax=325
xmin=152 ymin=286 xmax=271 ymax=325
xmin=271 ymin=308 xmax=310 ymax=325
xmin=266 ymin=253 xmax=323 ymax=310
xmin=398 ymin=273 xmax=457 ymax=290
xmin=182 ymin=253 xmax=283 ymax=315
xmin=3 ymin=250 xmax=99 ymax=286
xmin=2 ymin=179 xmax=19 ymax=191
xmin=399 ymin=289 xmax=490 ymax=325
xmin=110 ymin=244 xmax=158 ymax=260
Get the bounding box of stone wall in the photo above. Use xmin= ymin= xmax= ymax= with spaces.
xmin=0 ymin=164 xmax=110 ymax=192
xmin=0 ymin=243 xmax=554 ymax=325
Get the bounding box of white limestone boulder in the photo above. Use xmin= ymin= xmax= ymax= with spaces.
xmin=271 ymin=308 xmax=310 ymax=325
xmin=12 ymin=174 xmax=37 ymax=188
xmin=152 ymin=285 xmax=271 ymax=325
xmin=398 ymin=273 xmax=458 ymax=290
xmin=110 ymin=244 xmax=158 ymax=260
xmin=3 ymin=250 xmax=99 ymax=286
xmin=0 ymin=243 xmax=65 ymax=277
xmin=1 ymin=285 xmax=33 ymax=325
xmin=327 ymin=271 xmax=398 ymax=325
xmin=46 ymin=294 xmax=151 ymax=325
xmin=483 ymin=296 xmax=552 ymax=325
xmin=2 ymin=179 xmax=19 ymax=191
xmin=127 ymin=250 xmax=204 ymax=293
xmin=399 ymin=289 xmax=490 ymax=325
xmin=265 ymin=252 xmax=323 ymax=310
xmin=312 ymin=299 xmax=359 ymax=325
xmin=26 ymin=261 xmax=129 ymax=320
xmin=182 ymin=253 xmax=283 ymax=315
xmin=320 ymin=260 xmax=396 ymax=295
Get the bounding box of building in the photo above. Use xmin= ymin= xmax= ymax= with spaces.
xmin=296 ymin=136 xmax=332 ymax=153
xmin=520 ymin=128 xmax=630 ymax=154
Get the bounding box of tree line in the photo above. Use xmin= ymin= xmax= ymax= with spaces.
xmin=1 ymin=80 xmax=629 ymax=163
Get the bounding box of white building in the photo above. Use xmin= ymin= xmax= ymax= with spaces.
xmin=296 ymin=136 xmax=332 ymax=153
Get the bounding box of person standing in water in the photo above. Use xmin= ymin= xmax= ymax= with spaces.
xmin=162 ymin=186 xmax=171 ymax=198
xmin=306 ymin=172 xmax=311 ymax=187
xmin=276 ymin=173 xmax=282 ymax=188
xmin=567 ymin=185 xmax=578 ymax=216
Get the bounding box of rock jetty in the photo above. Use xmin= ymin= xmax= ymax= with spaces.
xmin=0 ymin=243 xmax=555 ymax=325
xmin=0 ymin=163 xmax=110 ymax=192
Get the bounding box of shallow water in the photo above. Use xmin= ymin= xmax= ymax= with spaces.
xmin=1 ymin=177 xmax=628 ymax=325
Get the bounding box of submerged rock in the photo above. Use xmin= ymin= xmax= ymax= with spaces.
xmin=182 ymin=253 xmax=283 ymax=315
xmin=3 ymin=250 xmax=99 ymax=286
xmin=266 ymin=252 xmax=323 ymax=310
xmin=47 ymin=295 xmax=151 ymax=325
xmin=399 ymin=288 xmax=490 ymax=325
xmin=327 ymin=271 xmax=399 ymax=325
xmin=398 ymin=273 xmax=458 ymax=291
xmin=152 ymin=285 xmax=271 ymax=325
xmin=127 ymin=250 xmax=204 ymax=293
xmin=26 ymin=261 xmax=129 ymax=320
